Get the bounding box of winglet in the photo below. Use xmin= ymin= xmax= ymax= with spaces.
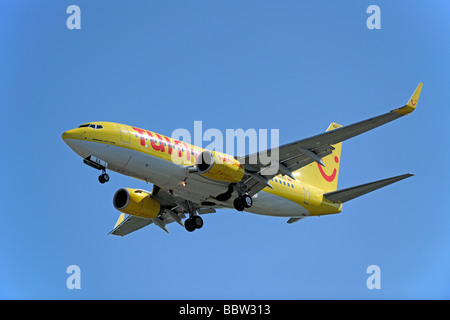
xmin=113 ymin=213 xmax=125 ymax=229
xmin=393 ymin=83 xmax=423 ymax=115
xmin=110 ymin=213 xmax=126 ymax=237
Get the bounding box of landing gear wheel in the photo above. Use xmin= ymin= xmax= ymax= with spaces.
xmin=98 ymin=173 xmax=110 ymax=184
xmin=185 ymin=218 xmax=196 ymax=232
xmin=192 ymin=216 xmax=203 ymax=229
xmin=234 ymin=194 xmax=252 ymax=211
xmin=233 ymin=197 xmax=245 ymax=211
xmin=185 ymin=216 xmax=203 ymax=232
xmin=242 ymin=194 xmax=253 ymax=208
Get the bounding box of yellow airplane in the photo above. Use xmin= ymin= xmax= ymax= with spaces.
xmin=62 ymin=83 xmax=422 ymax=235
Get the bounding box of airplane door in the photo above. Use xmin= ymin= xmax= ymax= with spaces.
xmin=118 ymin=125 xmax=130 ymax=144
xmin=302 ymin=183 xmax=310 ymax=205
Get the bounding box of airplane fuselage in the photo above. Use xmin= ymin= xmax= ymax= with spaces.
xmin=62 ymin=122 xmax=342 ymax=218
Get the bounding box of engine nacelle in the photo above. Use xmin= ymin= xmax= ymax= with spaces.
xmin=113 ymin=188 xmax=161 ymax=219
xmin=196 ymin=150 xmax=245 ymax=183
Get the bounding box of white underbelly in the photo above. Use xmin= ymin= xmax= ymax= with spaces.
xmin=246 ymin=191 xmax=310 ymax=217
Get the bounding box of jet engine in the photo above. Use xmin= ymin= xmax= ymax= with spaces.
xmin=113 ymin=188 xmax=161 ymax=219
xmin=196 ymin=151 xmax=245 ymax=183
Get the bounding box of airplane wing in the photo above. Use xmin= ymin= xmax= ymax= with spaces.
xmin=109 ymin=185 xmax=216 ymax=236
xmin=237 ymin=83 xmax=422 ymax=196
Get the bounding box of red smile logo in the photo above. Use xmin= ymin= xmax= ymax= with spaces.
xmin=317 ymin=156 xmax=339 ymax=182
xmin=410 ymin=99 xmax=417 ymax=106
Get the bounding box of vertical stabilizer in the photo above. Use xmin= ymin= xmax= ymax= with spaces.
xmin=294 ymin=123 xmax=342 ymax=192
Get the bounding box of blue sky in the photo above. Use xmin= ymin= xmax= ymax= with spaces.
xmin=1 ymin=0 xmax=449 ymax=299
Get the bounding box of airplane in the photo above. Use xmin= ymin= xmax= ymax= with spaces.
xmin=62 ymin=83 xmax=422 ymax=236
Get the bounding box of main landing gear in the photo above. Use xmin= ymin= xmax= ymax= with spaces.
xmin=185 ymin=215 xmax=203 ymax=232
xmin=233 ymin=194 xmax=253 ymax=211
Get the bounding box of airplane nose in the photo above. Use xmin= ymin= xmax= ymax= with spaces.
xmin=62 ymin=128 xmax=81 ymax=140
xmin=62 ymin=128 xmax=82 ymax=149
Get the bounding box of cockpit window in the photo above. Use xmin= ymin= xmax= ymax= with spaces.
xmin=78 ymin=123 xmax=104 ymax=129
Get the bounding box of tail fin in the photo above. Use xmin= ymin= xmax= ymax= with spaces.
xmin=294 ymin=122 xmax=342 ymax=193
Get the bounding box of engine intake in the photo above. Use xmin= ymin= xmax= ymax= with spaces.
xmin=196 ymin=151 xmax=245 ymax=183
xmin=113 ymin=188 xmax=161 ymax=219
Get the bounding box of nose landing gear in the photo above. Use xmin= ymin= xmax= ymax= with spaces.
xmin=98 ymin=170 xmax=110 ymax=184
xmin=83 ymin=156 xmax=110 ymax=184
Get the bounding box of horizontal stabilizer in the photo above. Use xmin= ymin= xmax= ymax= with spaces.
xmin=323 ymin=173 xmax=413 ymax=203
